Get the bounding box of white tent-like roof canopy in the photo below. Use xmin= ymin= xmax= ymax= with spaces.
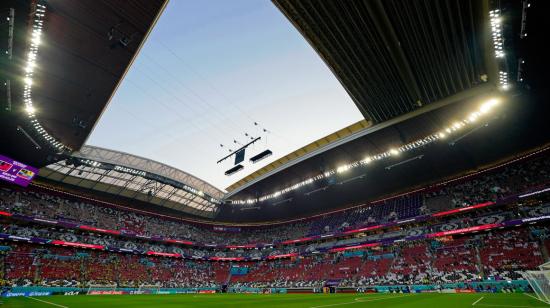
xmin=39 ymin=146 xmax=224 ymax=217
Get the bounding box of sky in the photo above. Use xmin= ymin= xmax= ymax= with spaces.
xmin=86 ymin=0 xmax=363 ymax=191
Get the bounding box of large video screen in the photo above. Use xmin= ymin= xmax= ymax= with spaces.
xmin=0 ymin=154 xmax=39 ymax=187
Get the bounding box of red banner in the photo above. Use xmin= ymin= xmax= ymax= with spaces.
xmin=146 ymin=251 xmax=181 ymax=257
xmin=329 ymin=242 xmax=380 ymax=252
xmin=165 ymin=239 xmax=194 ymax=245
xmin=209 ymin=257 xmax=244 ymax=261
xmin=267 ymin=253 xmax=299 ymax=259
xmin=51 ymin=240 xmax=104 ymax=250
xmin=432 ymin=202 xmax=495 ymax=217
xmin=79 ymin=225 xmax=120 ymax=235
xmin=427 ymin=223 xmax=500 ymax=238
xmin=281 ymin=237 xmax=314 ymax=245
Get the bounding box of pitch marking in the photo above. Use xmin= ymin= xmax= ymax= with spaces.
xmin=27 ymin=296 xmax=69 ymax=308
xmin=473 ymin=296 xmax=485 ymax=306
xmin=476 ymin=305 xmax=531 ymax=307
xmin=310 ymin=294 xmax=412 ymax=308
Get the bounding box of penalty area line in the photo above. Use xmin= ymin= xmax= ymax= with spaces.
xmin=27 ymin=296 xmax=69 ymax=308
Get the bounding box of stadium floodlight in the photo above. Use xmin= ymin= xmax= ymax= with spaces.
xmin=389 ymin=148 xmax=399 ymax=156
xmin=31 ymin=35 xmax=41 ymax=46
xmin=25 ymin=105 xmax=35 ymax=115
xmin=25 ymin=63 xmax=34 ymax=73
xmin=480 ymin=98 xmax=499 ymax=113
xmin=452 ymin=122 xmax=463 ymax=130
xmin=19 ymin=2 xmax=70 ymax=152
xmin=490 ymin=10 xmax=505 ymax=59
xmin=336 ymin=165 xmax=350 ymax=173
xmin=489 ymin=10 xmax=511 ymax=91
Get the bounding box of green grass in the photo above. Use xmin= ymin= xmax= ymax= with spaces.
xmin=3 ymin=292 xmax=549 ymax=308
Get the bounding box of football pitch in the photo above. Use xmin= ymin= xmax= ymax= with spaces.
xmin=3 ymin=293 xmax=549 ymax=308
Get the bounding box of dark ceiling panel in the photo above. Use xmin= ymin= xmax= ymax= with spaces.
xmin=38 ymin=0 xmax=167 ymax=149
xmin=273 ymin=0 xmax=487 ymax=123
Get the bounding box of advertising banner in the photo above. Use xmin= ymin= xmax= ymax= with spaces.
xmin=88 ymin=290 xmax=124 ymax=295
xmin=3 ymin=291 xmax=51 ymax=297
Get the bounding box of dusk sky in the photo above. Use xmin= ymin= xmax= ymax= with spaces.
xmin=87 ymin=0 xmax=363 ymax=191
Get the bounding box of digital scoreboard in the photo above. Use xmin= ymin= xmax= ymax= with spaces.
xmin=0 ymin=154 xmax=39 ymax=187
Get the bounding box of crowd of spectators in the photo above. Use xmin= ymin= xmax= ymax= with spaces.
xmin=0 ymin=200 xmax=548 ymax=261
xmin=1 ymin=226 xmax=544 ymax=289
xmin=0 ymin=153 xmax=547 ymax=247
xmin=0 ymin=151 xmax=548 ymax=290
xmin=425 ymin=155 xmax=550 ymax=209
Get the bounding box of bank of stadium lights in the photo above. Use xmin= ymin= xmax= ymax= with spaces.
xmin=489 ymin=10 xmax=512 ymax=92
xmin=489 ymin=10 xmax=504 ymax=58
xmin=336 ymin=165 xmax=350 ymax=173
xmin=499 ymin=71 xmax=510 ymax=91
xmin=230 ymin=98 xmax=502 ymax=205
xmin=21 ymin=3 xmax=70 ymax=152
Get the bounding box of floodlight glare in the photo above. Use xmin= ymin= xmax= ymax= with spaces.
xmin=31 ymin=36 xmax=41 ymax=46
xmin=25 ymin=105 xmax=35 ymax=114
xmin=480 ymin=98 xmax=499 ymax=113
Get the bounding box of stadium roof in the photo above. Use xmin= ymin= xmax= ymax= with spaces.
xmin=0 ymin=0 xmax=168 ymax=167
xmin=39 ymin=145 xmax=223 ymax=217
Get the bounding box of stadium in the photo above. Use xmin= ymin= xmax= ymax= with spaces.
xmin=0 ymin=0 xmax=548 ymax=307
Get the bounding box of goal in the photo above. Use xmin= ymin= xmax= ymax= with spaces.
xmin=138 ymin=283 xmax=161 ymax=294
xmin=523 ymin=261 xmax=550 ymax=304
xmin=86 ymin=283 xmax=117 ymax=295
